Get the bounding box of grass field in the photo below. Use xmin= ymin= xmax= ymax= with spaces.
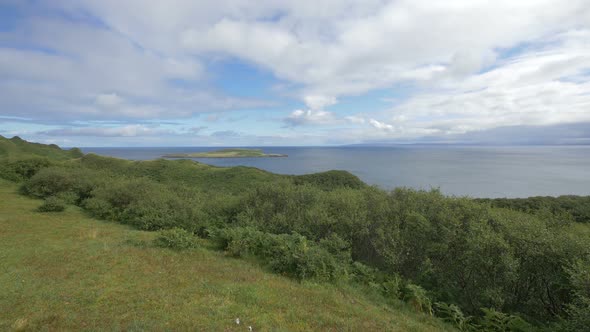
xmin=0 ymin=180 xmax=452 ymax=331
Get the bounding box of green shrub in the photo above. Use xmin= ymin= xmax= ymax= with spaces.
xmin=351 ymin=261 xmax=378 ymax=284
xmin=56 ymin=191 xmax=79 ymax=205
xmin=293 ymin=170 xmax=366 ymax=190
xmin=22 ymin=167 xmax=74 ymax=198
xmin=267 ymin=235 xmax=346 ymax=282
xmin=85 ymin=178 xmax=201 ymax=231
xmin=68 ymin=147 xmax=84 ymax=158
xmin=214 ymin=227 xmax=348 ymax=282
xmin=477 ymin=308 xmax=534 ymax=332
xmin=403 ymin=284 xmax=433 ymax=315
xmin=0 ymin=157 xmax=51 ymax=181
xmin=560 ymin=259 xmax=590 ymax=331
xmin=434 ymin=302 xmax=474 ymax=331
xmin=319 ymin=233 xmax=352 ymax=264
xmin=22 ymin=167 xmax=100 ymax=202
xmin=382 ymin=274 xmax=403 ymax=300
xmin=37 ymin=196 xmax=66 ymax=212
xmin=153 ymin=228 xmax=198 ymax=250
xmin=561 ymin=297 xmax=590 ymax=332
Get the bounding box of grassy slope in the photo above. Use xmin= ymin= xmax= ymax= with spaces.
xmin=0 ymin=180 xmax=452 ymax=331
xmin=0 ymin=136 xmax=81 ymax=160
xmin=78 ymin=155 xmax=287 ymax=194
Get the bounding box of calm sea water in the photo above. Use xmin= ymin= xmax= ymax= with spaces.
xmin=81 ymin=146 xmax=590 ymax=198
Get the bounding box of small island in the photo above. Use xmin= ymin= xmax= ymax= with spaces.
xmin=163 ymin=148 xmax=287 ymax=158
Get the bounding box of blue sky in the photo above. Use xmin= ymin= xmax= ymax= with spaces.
xmin=0 ymin=0 xmax=589 ymax=146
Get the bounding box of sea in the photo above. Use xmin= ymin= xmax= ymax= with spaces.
xmin=80 ymin=145 xmax=590 ymax=198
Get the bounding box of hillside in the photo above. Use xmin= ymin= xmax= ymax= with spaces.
xmin=0 ymin=135 xmax=82 ymax=160
xmin=2 ymin=136 xmax=589 ymax=331
xmin=0 ymin=180 xmax=451 ymax=331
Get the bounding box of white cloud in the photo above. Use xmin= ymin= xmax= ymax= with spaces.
xmin=375 ymin=31 xmax=590 ymax=136
xmin=0 ymin=12 xmax=268 ymax=123
xmin=176 ymin=0 xmax=590 ymax=106
xmin=369 ymin=119 xmax=394 ymax=132
xmin=303 ymin=95 xmax=337 ymax=110
xmin=2 ymin=0 xmax=590 ymax=143
xmin=284 ymin=109 xmax=337 ymax=126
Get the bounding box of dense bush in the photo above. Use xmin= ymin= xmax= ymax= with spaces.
xmin=434 ymin=302 xmax=474 ymax=331
xmin=214 ymin=227 xmax=349 ymax=282
xmin=478 ymin=196 xmax=590 ymax=223
xmin=477 ymin=308 xmax=534 ymax=332
xmin=21 ymin=167 xmax=100 ymax=202
xmin=23 ymin=167 xmax=74 ymax=197
xmin=403 ymin=283 xmax=433 ymax=315
xmin=0 ymin=157 xmax=53 ymax=182
xmin=382 ymin=274 xmax=403 ymax=300
xmin=37 ymin=196 xmax=66 ymax=212
xmin=153 ymin=228 xmax=199 ymax=250
xmin=558 ymin=258 xmax=590 ymax=331
xmin=293 ymin=170 xmax=366 ymax=190
xmin=84 ymin=178 xmax=205 ymax=231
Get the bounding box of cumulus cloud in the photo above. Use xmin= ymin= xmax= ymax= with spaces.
xmin=284 ymin=109 xmax=337 ymax=127
xmin=2 ymin=0 xmax=590 ymax=144
xmin=375 ymin=31 xmax=590 ymax=136
xmin=303 ymin=95 xmax=337 ymax=110
xmin=369 ymin=119 xmax=395 ymax=132
xmin=0 ymin=8 xmax=271 ymax=124
xmin=178 ymin=0 xmax=590 ymax=104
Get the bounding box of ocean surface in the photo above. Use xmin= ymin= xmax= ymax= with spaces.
xmin=81 ymin=146 xmax=590 ymax=198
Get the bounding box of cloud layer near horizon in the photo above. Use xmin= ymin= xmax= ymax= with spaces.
xmin=0 ymin=0 xmax=589 ymax=146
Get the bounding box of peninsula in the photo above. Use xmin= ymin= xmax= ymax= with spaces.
xmin=163 ymin=148 xmax=287 ymax=158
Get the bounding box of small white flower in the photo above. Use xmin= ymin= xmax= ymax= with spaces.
xmin=248 ymin=326 xmax=253 ymax=331
xmin=235 ymin=318 xmax=240 ymax=325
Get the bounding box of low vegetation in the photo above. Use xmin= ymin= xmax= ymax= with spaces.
xmin=153 ymin=227 xmax=200 ymax=250
xmin=2 ymin=135 xmax=590 ymax=331
xmin=0 ymin=180 xmax=447 ymax=331
xmin=477 ymin=196 xmax=590 ymax=223
xmin=37 ymin=196 xmax=66 ymax=212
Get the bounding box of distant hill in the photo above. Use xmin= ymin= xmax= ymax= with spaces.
xmin=0 ymin=135 xmax=83 ymax=160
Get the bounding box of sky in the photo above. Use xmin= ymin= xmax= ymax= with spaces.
xmin=0 ymin=0 xmax=589 ymax=146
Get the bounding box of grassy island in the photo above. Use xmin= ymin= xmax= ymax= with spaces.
xmin=163 ymin=148 xmax=287 ymax=158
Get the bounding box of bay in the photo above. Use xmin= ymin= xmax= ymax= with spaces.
xmin=81 ymin=145 xmax=590 ymax=198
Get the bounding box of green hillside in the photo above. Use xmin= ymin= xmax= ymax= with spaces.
xmin=0 ymin=135 xmax=82 ymax=160
xmin=1 ymin=136 xmax=589 ymax=331
xmin=0 ymin=180 xmax=450 ymax=331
